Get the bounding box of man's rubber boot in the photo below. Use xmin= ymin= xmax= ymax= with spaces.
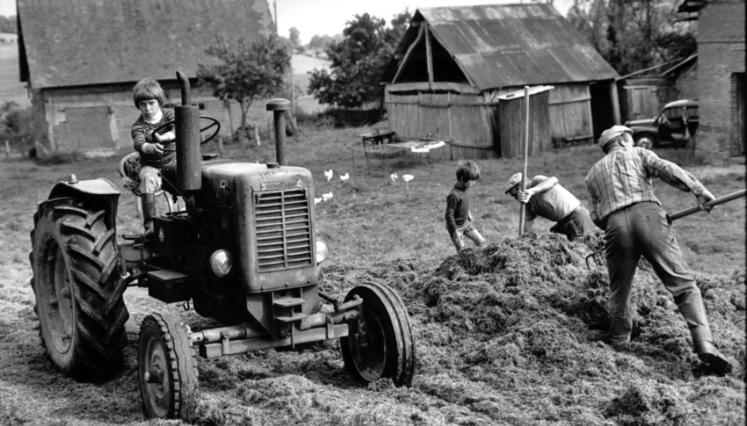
xmin=142 ymin=193 xmax=156 ymax=237
xmin=696 ymin=342 xmax=733 ymax=376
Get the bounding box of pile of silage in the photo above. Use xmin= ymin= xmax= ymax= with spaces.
xmin=190 ymin=233 xmax=744 ymax=425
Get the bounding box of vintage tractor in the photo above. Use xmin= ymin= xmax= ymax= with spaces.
xmin=29 ymin=72 xmax=415 ymax=420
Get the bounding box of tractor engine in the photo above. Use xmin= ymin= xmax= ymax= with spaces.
xmin=147 ymin=160 xmax=323 ymax=326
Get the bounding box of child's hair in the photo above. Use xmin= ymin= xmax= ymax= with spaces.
xmin=456 ymin=160 xmax=480 ymax=182
xmin=132 ymin=78 xmax=166 ymax=107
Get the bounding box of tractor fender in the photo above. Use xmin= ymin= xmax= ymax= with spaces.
xmin=38 ymin=177 xmax=121 ymax=226
xmin=47 ymin=177 xmax=120 ymax=200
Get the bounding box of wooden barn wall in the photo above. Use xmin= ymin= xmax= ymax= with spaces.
xmin=32 ymin=85 xmax=262 ymax=158
xmin=547 ymin=84 xmax=594 ymax=145
xmin=497 ymin=91 xmax=551 ymax=158
xmin=386 ymin=91 xmax=497 ymax=160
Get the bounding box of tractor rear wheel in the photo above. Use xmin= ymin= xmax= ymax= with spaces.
xmin=340 ymin=281 xmax=415 ymax=386
xmin=29 ymin=198 xmax=128 ymax=380
xmin=138 ymin=313 xmax=198 ymax=420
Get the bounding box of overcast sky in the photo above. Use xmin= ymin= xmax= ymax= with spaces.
xmin=0 ymin=0 xmax=573 ymax=44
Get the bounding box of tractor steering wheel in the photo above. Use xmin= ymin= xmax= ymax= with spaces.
xmin=150 ymin=116 xmax=221 ymax=151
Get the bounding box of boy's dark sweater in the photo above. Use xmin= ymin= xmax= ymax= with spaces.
xmin=131 ymin=108 xmax=176 ymax=168
xmin=445 ymin=182 xmax=470 ymax=236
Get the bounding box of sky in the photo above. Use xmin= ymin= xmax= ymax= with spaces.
xmin=0 ymin=0 xmax=573 ymax=44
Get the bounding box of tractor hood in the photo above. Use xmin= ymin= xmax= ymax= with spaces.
xmin=198 ymin=160 xmax=314 ymax=206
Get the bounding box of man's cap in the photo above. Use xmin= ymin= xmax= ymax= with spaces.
xmin=598 ymin=125 xmax=632 ymax=150
xmin=505 ymin=172 xmax=523 ymax=193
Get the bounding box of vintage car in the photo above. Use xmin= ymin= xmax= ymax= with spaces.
xmin=624 ymin=99 xmax=699 ymax=149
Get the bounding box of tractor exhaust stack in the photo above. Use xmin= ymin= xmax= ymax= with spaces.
xmin=266 ymin=98 xmax=290 ymax=165
xmin=175 ymin=71 xmax=202 ymax=192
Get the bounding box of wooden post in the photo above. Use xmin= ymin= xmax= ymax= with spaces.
xmin=518 ymin=86 xmax=530 ymax=236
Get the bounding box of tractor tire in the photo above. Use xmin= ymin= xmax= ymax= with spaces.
xmin=29 ymin=198 xmax=128 ymax=380
xmin=138 ymin=313 xmax=198 ymax=420
xmin=340 ymin=280 xmax=415 ymax=386
xmin=634 ymin=134 xmax=654 ymax=149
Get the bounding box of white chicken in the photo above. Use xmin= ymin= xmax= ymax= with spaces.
xmin=402 ymin=174 xmax=414 ymax=183
xmin=321 ymin=192 xmax=334 ymax=201
xmin=340 ymin=172 xmax=350 ymax=182
xmin=324 ymin=169 xmax=334 ymax=182
xmin=390 ymin=173 xmax=398 ymax=184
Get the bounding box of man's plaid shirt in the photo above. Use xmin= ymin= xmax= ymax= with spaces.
xmin=585 ymin=146 xmax=706 ymax=225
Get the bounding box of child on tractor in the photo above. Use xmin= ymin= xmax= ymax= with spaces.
xmin=445 ymin=160 xmax=486 ymax=252
xmin=130 ymin=78 xmax=176 ymax=234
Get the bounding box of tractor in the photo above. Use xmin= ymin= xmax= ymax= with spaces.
xmin=29 ymin=71 xmax=415 ymax=420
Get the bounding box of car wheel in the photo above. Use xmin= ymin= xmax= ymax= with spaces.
xmin=635 ymin=135 xmax=654 ymax=149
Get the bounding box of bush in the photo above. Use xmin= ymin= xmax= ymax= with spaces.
xmin=0 ymin=102 xmax=35 ymax=155
xmin=315 ymin=108 xmax=383 ymax=128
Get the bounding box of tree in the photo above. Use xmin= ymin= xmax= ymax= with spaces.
xmin=308 ymin=11 xmax=411 ymax=108
xmin=197 ymin=34 xmax=290 ymax=137
xmin=0 ymin=16 xmax=16 ymax=34
xmin=307 ymin=34 xmax=336 ymax=52
xmin=289 ymin=27 xmax=301 ymax=50
xmin=566 ymin=0 xmax=696 ymax=75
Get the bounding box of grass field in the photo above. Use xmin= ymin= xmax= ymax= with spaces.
xmin=0 ymin=123 xmax=744 ymax=424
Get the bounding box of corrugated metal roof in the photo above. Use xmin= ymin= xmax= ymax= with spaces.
xmin=18 ymin=0 xmax=273 ymax=89
xmin=389 ymin=3 xmax=618 ymax=90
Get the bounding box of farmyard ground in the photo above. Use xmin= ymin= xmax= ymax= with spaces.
xmin=0 ymin=125 xmax=744 ymax=425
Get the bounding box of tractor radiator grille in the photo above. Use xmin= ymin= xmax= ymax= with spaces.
xmin=254 ymin=188 xmax=313 ymax=270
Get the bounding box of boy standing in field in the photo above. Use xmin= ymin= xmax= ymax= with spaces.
xmin=445 ymin=161 xmax=486 ymax=252
xmin=130 ymin=78 xmax=176 ymax=234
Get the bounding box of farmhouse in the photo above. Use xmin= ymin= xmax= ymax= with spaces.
xmin=382 ymin=3 xmax=620 ymax=159
xmin=16 ymin=0 xmax=274 ymax=158
xmin=678 ymin=0 xmax=745 ymax=159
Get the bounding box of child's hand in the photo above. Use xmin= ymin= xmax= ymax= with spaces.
xmin=142 ymin=142 xmax=164 ymax=155
xmin=152 ymin=131 xmax=175 ymax=143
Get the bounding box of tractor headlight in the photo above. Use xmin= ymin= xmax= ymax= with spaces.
xmin=315 ymin=240 xmax=328 ymax=264
xmin=209 ymin=249 xmax=232 ymax=277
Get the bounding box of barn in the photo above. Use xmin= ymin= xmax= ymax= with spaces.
xmin=382 ymin=3 xmax=620 ymax=159
xmin=678 ymin=0 xmax=745 ymax=159
xmin=16 ymin=0 xmax=274 ymax=159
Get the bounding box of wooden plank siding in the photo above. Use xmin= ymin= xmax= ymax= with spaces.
xmin=497 ymin=91 xmax=551 ymax=158
xmin=547 ymin=84 xmax=594 ymax=145
xmin=623 ymin=85 xmax=661 ymax=121
xmin=385 ymin=90 xmax=498 ymax=160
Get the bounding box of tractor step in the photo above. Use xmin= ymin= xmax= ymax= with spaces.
xmin=147 ymin=269 xmax=190 ymax=303
xmin=275 ymin=313 xmax=308 ymax=323
xmin=273 ymin=297 xmax=306 ymax=308
xmin=147 ymin=269 xmax=189 ymax=284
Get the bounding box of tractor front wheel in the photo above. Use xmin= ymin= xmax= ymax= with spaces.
xmin=30 ymin=198 xmax=128 ymax=380
xmin=138 ymin=313 xmax=198 ymax=420
xmin=340 ymin=281 xmax=415 ymax=386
